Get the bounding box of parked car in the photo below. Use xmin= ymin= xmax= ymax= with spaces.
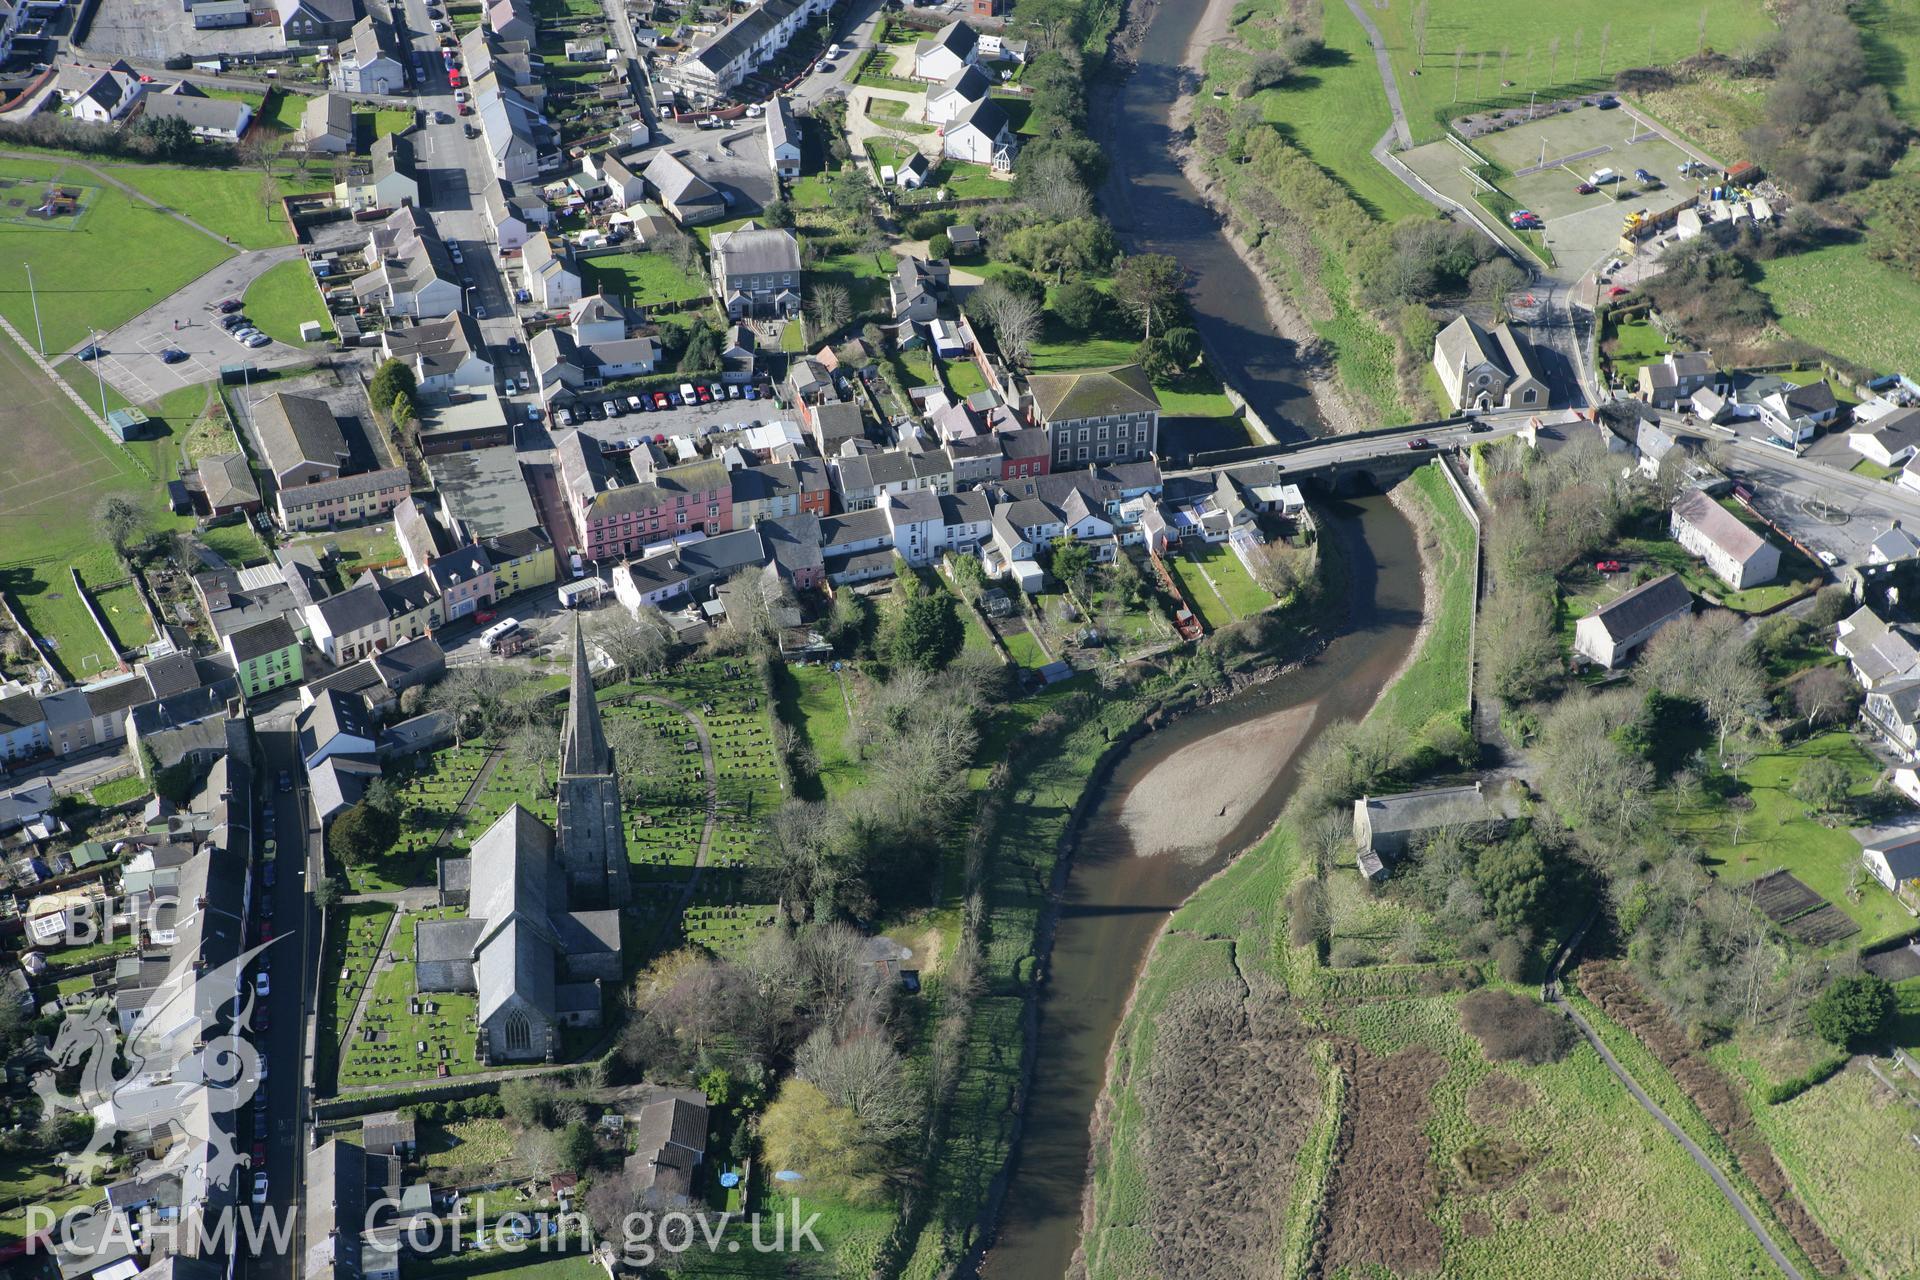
xmin=502 ymin=376 xmax=517 ymax=395
xmin=475 ymin=609 xmax=497 ymax=625
xmin=1607 ymin=285 xmax=1629 ymax=298
xmin=449 ymin=245 xmax=464 ymax=263
xmin=262 ymin=838 xmax=276 ymax=861
xmin=557 ymin=407 xmax=574 ymax=426
xmin=628 ymin=396 xmax=646 ymax=412
xmin=77 ymin=345 xmax=102 ymax=361
xmin=1819 ymin=550 xmax=1839 ymax=567
xmin=255 ymin=971 xmax=270 ymax=998
xmin=474 ymin=304 xmax=486 ymax=318
xmin=1595 ymin=559 xmax=1624 ymax=573
xmin=246 ymin=334 xmax=270 ymax=348
xmin=727 ymin=383 xmax=741 ymax=399
xmin=1576 ymin=182 xmax=1597 ymax=194
xmin=218 ymin=298 xmax=243 ymax=313
xmin=252 ymin=1141 xmax=268 ymax=1166
xmin=653 ymin=391 xmax=670 ymax=409
xmin=278 ymin=771 xmax=291 ymax=792
xmin=459 ymin=104 xmax=473 ymax=117
xmin=1633 ymin=168 xmax=1653 ymax=182
xmin=160 ymin=348 xmax=187 ymax=364
xmin=745 ymin=386 xmax=759 ymax=400
xmin=252 ymin=1173 xmax=268 ymax=1206
xmin=589 ymin=402 xmax=607 ymax=420
xmin=604 ymin=399 xmax=622 ymax=418
xmin=1468 ymin=422 xmax=1491 ymax=433
xmin=695 ymin=385 xmax=712 ymax=403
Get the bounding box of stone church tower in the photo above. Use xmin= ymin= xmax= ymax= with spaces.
xmin=555 ymin=615 xmax=631 ymax=907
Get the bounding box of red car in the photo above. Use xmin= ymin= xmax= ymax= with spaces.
xmin=1595 ymin=559 xmax=1624 ymax=573
xmin=474 ymin=610 xmax=497 ymax=625
xmin=1576 ymin=182 xmax=1598 ymax=194
xmin=458 ymin=103 xmax=473 ymax=115
xmin=1406 ymin=437 xmax=1432 ymax=450
xmin=252 ymin=1141 xmax=268 ymax=1166
xmin=652 ymin=391 xmax=669 ymax=409
xmin=1607 ymin=285 xmax=1629 ymax=298
xmin=695 ymin=385 xmax=712 ymax=403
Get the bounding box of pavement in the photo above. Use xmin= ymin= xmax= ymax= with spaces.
xmin=90 ymin=247 xmax=310 ymax=403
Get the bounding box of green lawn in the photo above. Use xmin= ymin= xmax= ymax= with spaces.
xmin=0 ymin=159 xmax=234 ymax=354
xmin=866 ymin=95 xmax=935 ymax=133
xmin=1191 ymin=541 xmax=1275 ymax=619
xmin=775 ymin=662 xmax=866 ymax=801
xmin=264 ymin=89 xmax=309 ymax=133
xmin=109 ymin=163 xmax=298 ymax=251
xmin=1165 ymin=550 xmax=1233 ymax=631
xmin=1357 ymin=0 xmax=1776 ymax=144
xmin=1670 ymin=731 xmax=1911 ymax=948
xmin=1208 ymin=0 xmax=1430 ymax=222
xmin=1001 ymin=627 xmax=1048 ymax=668
xmin=200 ymin=519 xmax=271 ymax=567
xmin=581 ymin=250 xmax=711 ymax=308
xmin=1754 ymin=237 xmax=1920 ymax=380
xmin=244 ymin=259 xmax=333 ymax=345
xmin=337 ymin=908 xmax=494 ymax=1087
xmin=1370 ymin=463 xmax=1474 ymax=738
xmin=1603 ymin=316 xmax=1671 ymax=384
xmin=1852 ymin=458 xmax=1898 ymax=481
xmin=88 ymin=774 xmax=152 ymax=807
xmin=943 ymin=356 xmax=988 ymax=398
xmin=92 ymin=579 xmax=153 ymax=651
xmin=0 ymin=330 xmax=202 ymax=680
xmin=1594 ymin=507 xmax=1822 ymax=613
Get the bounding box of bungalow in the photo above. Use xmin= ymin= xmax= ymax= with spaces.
xmin=915 ymin=20 xmax=979 ymax=81
xmin=1835 ymin=606 xmax=1920 ymax=690
xmin=1432 ymin=315 xmax=1547 ymax=412
xmin=1850 ymin=406 xmax=1920 ymax=469
xmin=1857 ymin=827 xmax=1920 ymax=903
xmin=644 ymin=152 xmax=727 ymax=227
xmin=301 ymin=93 xmax=355 ymax=155
xmin=1352 ymin=780 xmax=1527 ymax=881
xmin=141 ymin=91 xmax=252 ymax=142
xmin=198 ymin=452 xmax=261 ymax=517
xmin=1572 ymin=572 xmax=1692 ymax=669
xmin=1669 ymin=489 xmax=1779 ymax=591
xmin=1635 ymin=350 xmax=1716 ymax=410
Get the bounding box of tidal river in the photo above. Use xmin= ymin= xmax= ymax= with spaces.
xmin=970 ymin=2 xmax=1426 ymax=1274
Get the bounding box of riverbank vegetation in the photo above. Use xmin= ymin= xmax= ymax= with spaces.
xmin=1083 ymin=462 xmax=1799 ymax=1279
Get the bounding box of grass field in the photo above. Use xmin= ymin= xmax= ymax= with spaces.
xmin=581 ymin=250 xmax=711 ymax=309
xmin=774 ymin=662 xmax=866 ymax=802
xmin=108 ymin=163 xmax=298 ymax=252
xmin=1754 ymin=238 xmax=1920 ymax=381
xmin=0 ymin=329 xmax=195 ymax=680
xmin=337 ymin=908 xmax=498 ymax=1087
xmin=1668 ymin=731 xmax=1912 ymax=948
xmin=245 ymin=259 xmax=333 ymax=345
xmin=1361 ymin=0 xmax=1776 ymax=143
xmin=1371 ymin=463 xmax=1474 ymax=738
xmin=0 ymin=159 xmax=233 ymax=355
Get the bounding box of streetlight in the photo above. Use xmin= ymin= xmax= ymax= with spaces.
xmin=22 ymin=263 xmax=43 ymax=356
xmin=89 ymin=329 xmax=107 ymax=419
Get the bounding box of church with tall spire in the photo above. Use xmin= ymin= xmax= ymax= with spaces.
xmin=556 ymin=613 xmax=631 ymax=908
xmin=414 ymin=615 xmax=629 ymax=1063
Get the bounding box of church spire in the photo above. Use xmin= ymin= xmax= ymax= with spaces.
xmin=560 ymin=614 xmax=610 ymax=777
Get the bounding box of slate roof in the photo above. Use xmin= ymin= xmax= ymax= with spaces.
xmin=142 ymin=93 xmax=251 ymax=135
xmin=142 ymin=652 xmax=202 ymax=700
xmin=198 ymin=452 xmax=260 ymax=510
xmin=429 ymin=446 xmax=538 ymax=541
xmin=278 ymin=467 xmax=410 ymax=511
xmin=916 ymin=19 xmax=978 ymax=62
xmin=303 ymin=92 xmax=353 ymax=147
xmin=762 ymin=512 xmax=824 ymax=582
xmin=1584 ymin=572 xmax=1691 ymax=642
xmin=312 ymin=578 xmax=391 ymax=635
xmin=228 ymin=616 xmax=297 ymax=663
xmin=1838 ymin=606 xmax=1920 ymax=685
xmin=1027 ymin=364 xmax=1160 ymax=422
xmin=303 ymin=1140 xmax=363 ymax=1280
xmin=1672 ymin=489 xmax=1767 ymax=563
xmin=711 ymin=224 xmax=801 ymax=277
xmin=253 ymin=393 xmax=347 ymax=479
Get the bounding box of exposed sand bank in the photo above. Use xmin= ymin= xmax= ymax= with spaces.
xmin=1115 ymin=701 xmax=1318 ymax=861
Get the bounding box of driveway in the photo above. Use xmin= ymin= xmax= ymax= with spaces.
xmin=91 ymin=246 xmax=308 ymax=403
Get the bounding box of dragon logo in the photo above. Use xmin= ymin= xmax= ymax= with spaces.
xmin=35 ymin=936 xmax=279 ymax=1188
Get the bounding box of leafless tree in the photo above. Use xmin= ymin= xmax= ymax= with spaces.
xmin=1791 ymin=665 xmax=1850 ymax=729
xmin=795 ymin=1025 xmax=918 ymax=1145
xmin=1023 ymin=146 xmax=1092 ymax=223
xmin=654 ymin=224 xmax=702 ymax=279
xmin=978 ymin=283 xmax=1041 ymax=369
xmin=808 ymin=283 xmax=852 ymax=337
xmin=590 ymin=606 xmax=673 ymax=681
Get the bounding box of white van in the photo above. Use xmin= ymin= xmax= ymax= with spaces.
xmin=1588 ymin=167 xmax=1617 ymax=185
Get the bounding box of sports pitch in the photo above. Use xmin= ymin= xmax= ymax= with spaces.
xmin=1402 ymin=106 xmax=1701 ymax=276
xmin=0 ymin=327 xmax=175 ymax=679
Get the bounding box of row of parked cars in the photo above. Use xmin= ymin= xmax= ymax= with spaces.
xmin=551 ymin=381 xmax=757 ymax=426
xmin=220 ymin=299 xmax=271 ymax=350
